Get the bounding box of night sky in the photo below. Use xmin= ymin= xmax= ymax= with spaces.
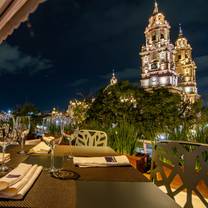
xmin=0 ymin=0 xmax=208 ymax=111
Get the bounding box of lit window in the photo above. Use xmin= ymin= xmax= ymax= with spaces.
xmin=160 ymin=52 xmax=165 ymax=59
xmin=151 ymin=63 xmax=157 ymax=70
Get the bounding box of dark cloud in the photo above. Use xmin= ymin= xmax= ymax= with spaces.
xmin=196 ymin=55 xmax=208 ymax=72
xmin=59 ymin=1 xmax=147 ymax=49
xmin=70 ymin=78 xmax=89 ymax=87
xmin=117 ymin=68 xmax=138 ymax=80
xmin=198 ymin=76 xmax=207 ymax=90
xmin=0 ymin=44 xmax=53 ymax=75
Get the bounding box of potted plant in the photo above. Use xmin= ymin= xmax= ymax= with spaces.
xmin=108 ymin=120 xmax=147 ymax=172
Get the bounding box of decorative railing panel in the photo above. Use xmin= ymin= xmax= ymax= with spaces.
xmin=151 ymin=141 xmax=208 ymax=208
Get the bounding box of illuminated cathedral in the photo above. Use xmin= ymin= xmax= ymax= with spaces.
xmin=140 ymin=1 xmax=199 ymax=103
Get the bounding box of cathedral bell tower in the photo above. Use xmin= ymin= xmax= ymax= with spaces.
xmin=140 ymin=1 xmax=178 ymax=89
xmin=175 ymin=25 xmax=199 ymax=103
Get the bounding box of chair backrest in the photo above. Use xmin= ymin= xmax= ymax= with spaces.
xmin=151 ymin=141 xmax=208 ymax=208
xmin=75 ymin=129 xmax=108 ymax=147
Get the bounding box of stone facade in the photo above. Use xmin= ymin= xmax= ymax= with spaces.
xmin=175 ymin=26 xmax=199 ymax=103
xmin=140 ymin=1 xmax=198 ymax=103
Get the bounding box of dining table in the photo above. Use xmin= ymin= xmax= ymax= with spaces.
xmin=0 ymin=144 xmax=180 ymax=208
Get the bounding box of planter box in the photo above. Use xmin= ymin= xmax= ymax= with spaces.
xmin=127 ymin=153 xmax=148 ymax=173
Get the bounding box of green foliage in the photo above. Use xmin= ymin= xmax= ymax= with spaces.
xmin=47 ymin=124 xmax=61 ymax=138
xmin=191 ymin=126 xmax=208 ymax=144
xmin=14 ymin=103 xmax=39 ymax=116
xmin=81 ymin=119 xmax=106 ymax=131
xmin=86 ymin=81 xmax=145 ymax=125
xmin=167 ymin=124 xmax=190 ymax=141
xmin=68 ymin=99 xmax=91 ymax=125
xmin=107 ymin=120 xmax=140 ymax=155
xmin=86 ymin=82 xmax=192 ymax=139
xmin=84 ymin=81 xmax=208 ymax=149
xmin=30 ymin=115 xmax=43 ymax=134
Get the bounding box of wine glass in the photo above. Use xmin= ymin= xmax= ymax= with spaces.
xmin=61 ymin=117 xmax=74 ymax=159
xmin=42 ymin=117 xmax=62 ymax=173
xmin=0 ymin=114 xmax=15 ymax=172
xmin=15 ymin=116 xmax=30 ymax=154
xmin=61 ymin=117 xmax=79 ymax=159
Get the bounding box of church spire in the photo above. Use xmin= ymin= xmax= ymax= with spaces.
xmin=179 ymin=23 xmax=183 ymax=37
xmin=175 ymin=24 xmax=198 ymax=103
xmin=110 ymin=69 xmax=118 ymax=85
xmin=112 ymin=68 xmax=115 ymax=76
xmin=153 ymin=0 xmax=159 ymax=14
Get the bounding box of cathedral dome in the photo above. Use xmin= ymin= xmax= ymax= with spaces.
xmin=145 ymin=2 xmax=170 ymax=34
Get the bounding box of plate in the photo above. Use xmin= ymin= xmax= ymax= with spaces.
xmin=51 ymin=169 xmax=80 ymax=180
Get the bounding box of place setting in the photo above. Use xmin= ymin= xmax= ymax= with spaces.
xmin=0 ymin=163 xmax=43 ymax=199
xmin=15 ymin=116 xmax=31 ymax=155
xmin=26 ymin=115 xmax=80 ymax=180
xmin=0 ymin=0 xmax=206 ymax=207
xmin=0 ymin=114 xmax=43 ymax=200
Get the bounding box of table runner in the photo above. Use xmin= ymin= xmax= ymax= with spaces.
xmin=0 ymin=145 xmax=149 ymax=208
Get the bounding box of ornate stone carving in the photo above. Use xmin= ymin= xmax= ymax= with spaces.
xmin=140 ymin=1 xmax=178 ymax=89
xmin=175 ymin=25 xmax=199 ymax=103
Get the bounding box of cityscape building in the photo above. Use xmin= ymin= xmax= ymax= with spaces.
xmin=175 ymin=25 xmax=199 ymax=103
xmin=140 ymin=1 xmax=199 ymax=102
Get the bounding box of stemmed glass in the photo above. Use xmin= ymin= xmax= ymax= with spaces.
xmin=42 ymin=117 xmax=61 ymax=173
xmin=61 ymin=117 xmax=75 ymax=159
xmin=0 ymin=114 xmax=15 ymax=172
xmin=15 ymin=116 xmax=30 ymax=154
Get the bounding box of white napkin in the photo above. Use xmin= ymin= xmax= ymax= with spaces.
xmin=25 ymin=139 xmax=41 ymax=146
xmin=73 ymin=155 xmax=130 ymax=168
xmin=15 ymin=166 xmax=42 ymax=199
xmin=42 ymin=136 xmax=61 ymax=146
xmin=0 ymin=163 xmax=32 ymax=191
xmin=0 ymin=164 xmax=43 ymax=199
xmin=0 ymin=153 xmax=10 ymax=164
xmin=29 ymin=141 xmax=50 ymax=154
xmin=42 ymin=136 xmax=55 ymax=143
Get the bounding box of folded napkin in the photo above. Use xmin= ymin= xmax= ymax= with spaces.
xmin=29 ymin=141 xmax=50 ymax=154
xmin=73 ymin=155 xmax=130 ymax=168
xmin=42 ymin=136 xmax=55 ymax=143
xmin=0 ymin=164 xmax=43 ymax=199
xmin=0 ymin=163 xmax=32 ymax=191
xmin=0 ymin=153 xmax=10 ymax=164
xmin=42 ymin=136 xmax=61 ymax=147
xmin=25 ymin=139 xmax=41 ymax=146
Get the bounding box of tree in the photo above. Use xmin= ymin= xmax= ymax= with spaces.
xmin=86 ymin=82 xmax=202 ymax=142
xmin=14 ymin=102 xmax=39 ymax=116
xmin=86 ymin=81 xmax=146 ymax=126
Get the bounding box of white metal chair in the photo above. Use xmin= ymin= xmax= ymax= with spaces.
xmin=75 ymin=129 xmax=108 ymax=147
xmin=151 ymin=141 xmax=208 ymax=208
